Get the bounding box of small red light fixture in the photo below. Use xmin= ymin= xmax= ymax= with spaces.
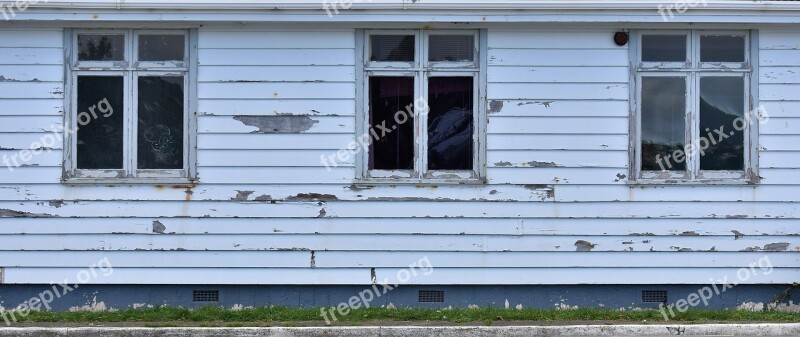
xmin=614 ymin=32 xmax=629 ymax=46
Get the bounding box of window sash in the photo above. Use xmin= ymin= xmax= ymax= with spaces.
xmin=360 ymin=29 xmax=484 ymax=182
xmin=637 ymin=30 xmax=750 ymax=71
xmin=65 ymin=29 xmax=194 ymax=182
xmin=632 ymin=30 xmax=755 ymax=183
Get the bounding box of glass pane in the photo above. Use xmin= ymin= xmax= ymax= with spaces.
xmin=641 ymin=35 xmax=687 ymax=62
xmin=78 ymin=34 xmax=125 ymax=61
xmin=76 ymin=76 xmax=124 ymax=169
xmin=701 ymin=35 xmax=745 ymax=63
xmin=368 ymin=77 xmax=415 ymax=170
xmin=641 ymin=77 xmax=686 ymax=171
xmin=370 ymin=35 xmax=415 ymax=62
xmin=700 ymin=77 xmax=745 ymax=171
xmin=138 ymin=76 xmax=185 ymax=170
xmin=139 ymin=35 xmax=186 ymax=62
xmin=428 ymin=77 xmax=474 ymax=171
xmin=429 ymin=35 xmax=474 ymax=62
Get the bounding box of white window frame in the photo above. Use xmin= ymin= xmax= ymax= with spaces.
xmin=63 ymin=28 xmax=198 ymax=183
xmin=356 ymin=29 xmax=487 ymax=184
xmin=630 ymin=30 xmax=759 ymax=184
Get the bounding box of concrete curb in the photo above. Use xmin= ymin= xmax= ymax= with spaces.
xmin=0 ymin=324 xmax=799 ymax=336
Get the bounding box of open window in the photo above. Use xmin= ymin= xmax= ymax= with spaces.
xmin=64 ymin=29 xmax=197 ymax=182
xmin=358 ymin=30 xmax=486 ymax=182
xmin=632 ymin=30 xmax=762 ymax=183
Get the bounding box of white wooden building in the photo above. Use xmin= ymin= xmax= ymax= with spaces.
xmin=0 ymin=0 xmax=798 ymax=310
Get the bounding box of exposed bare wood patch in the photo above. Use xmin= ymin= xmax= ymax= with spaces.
xmin=517 ymin=101 xmax=554 ymax=108
xmin=0 ymin=75 xmax=41 ymax=82
xmin=231 ymin=190 xmax=255 ymax=201
xmin=488 ymin=100 xmax=504 ymax=113
xmin=285 ymin=193 xmax=339 ymax=202
xmin=254 ymin=195 xmax=274 ymax=202
xmin=575 ymin=240 xmax=596 ymax=252
xmin=527 ymin=161 xmax=563 ymax=168
xmin=233 ymin=116 xmax=319 ymax=133
xmin=0 ymin=209 xmax=55 ymax=218
xmin=152 ymin=221 xmax=167 ymax=234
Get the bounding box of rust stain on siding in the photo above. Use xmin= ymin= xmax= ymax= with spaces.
xmin=233 ymin=116 xmax=319 ymax=133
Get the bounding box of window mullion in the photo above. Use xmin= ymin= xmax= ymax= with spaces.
xmin=416 ymin=70 xmax=427 ymax=179
xmin=687 ymin=72 xmax=699 ymax=179
xmin=125 ymin=71 xmax=137 ymax=177
xmin=416 ymin=29 xmax=426 ymax=178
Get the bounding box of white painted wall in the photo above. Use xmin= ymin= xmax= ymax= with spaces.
xmin=0 ymin=25 xmax=798 ymax=285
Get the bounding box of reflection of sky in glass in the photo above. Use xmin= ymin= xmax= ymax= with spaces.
xmin=641 ymin=77 xmax=685 ymax=145
xmin=700 ymin=77 xmax=744 ymax=118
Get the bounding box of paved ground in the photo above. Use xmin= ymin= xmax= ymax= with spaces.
xmin=0 ymin=324 xmax=799 ymax=336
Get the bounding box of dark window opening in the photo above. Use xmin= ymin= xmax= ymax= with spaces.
xmin=369 ymin=76 xmax=415 ymax=170
xmin=137 ymin=76 xmax=185 ymax=170
xmin=370 ymin=35 xmax=415 ymax=62
xmin=76 ymin=76 xmax=124 ymax=170
xmin=701 ymin=35 xmax=746 ymax=63
xmin=429 ymin=35 xmax=474 ymax=62
xmin=78 ymin=34 xmax=125 ymax=61
xmin=640 ymin=76 xmax=686 ymax=171
xmin=699 ymin=77 xmax=745 ymax=171
xmin=641 ymin=35 xmax=687 ymax=62
xmin=139 ymin=35 xmax=186 ymax=62
xmin=428 ymin=77 xmax=474 ymax=171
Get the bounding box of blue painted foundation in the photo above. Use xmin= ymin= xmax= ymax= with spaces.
xmin=0 ymin=285 xmax=795 ymax=312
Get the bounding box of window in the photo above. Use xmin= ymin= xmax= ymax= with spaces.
xmin=358 ymin=30 xmax=486 ymax=182
xmin=632 ymin=31 xmax=760 ymax=182
xmin=64 ymin=30 xmax=197 ymax=182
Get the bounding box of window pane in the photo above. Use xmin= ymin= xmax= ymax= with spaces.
xmin=76 ymin=76 xmax=124 ymax=169
xmin=370 ymin=35 xmax=415 ymax=62
xmin=700 ymin=77 xmax=745 ymax=171
xmin=138 ymin=76 xmax=185 ymax=170
xmin=139 ymin=35 xmax=186 ymax=62
xmin=701 ymin=35 xmax=745 ymax=63
xmin=428 ymin=77 xmax=474 ymax=171
xmin=641 ymin=77 xmax=686 ymax=171
xmin=369 ymin=77 xmax=415 ymax=170
xmin=641 ymin=35 xmax=687 ymax=62
xmin=78 ymin=34 xmax=125 ymax=61
xmin=429 ymin=35 xmax=474 ymax=62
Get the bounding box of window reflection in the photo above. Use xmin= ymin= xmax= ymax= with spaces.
xmin=641 ymin=77 xmax=686 ymax=171
xmin=699 ymin=77 xmax=745 ymax=171
xmin=428 ymin=77 xmax=474 ymax=171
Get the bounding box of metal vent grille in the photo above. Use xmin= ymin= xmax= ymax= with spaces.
xmin=418 ymin=290 xmax=445 ymax=303
xmin=192 ymin=290 xmax=220 ymax=303
xmin=642 ymin=290 xmax=668 ymax=303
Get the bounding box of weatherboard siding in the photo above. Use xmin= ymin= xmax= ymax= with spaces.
xmin=0 ymin=26 xmax=797 ymax=285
